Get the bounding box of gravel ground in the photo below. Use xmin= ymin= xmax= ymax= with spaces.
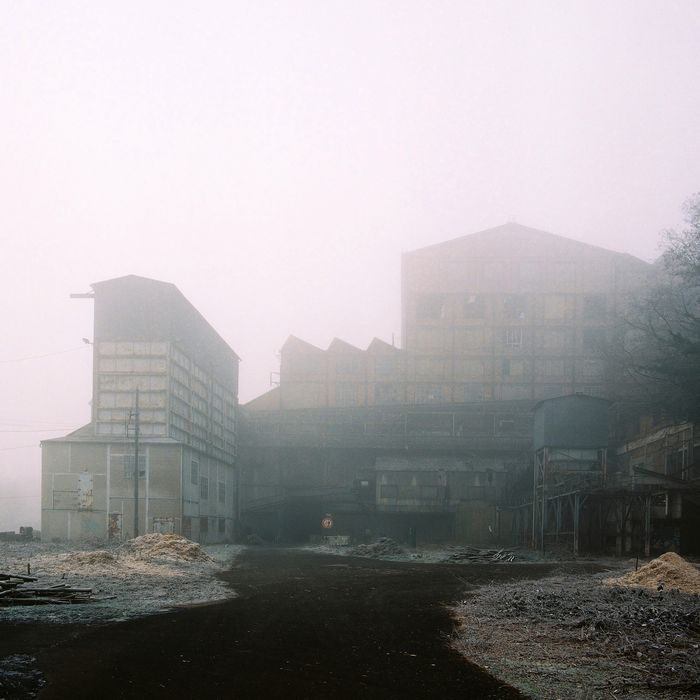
xmin=0 ymin=540 xmax=243 ymax=625
xmin=451 ymin=568 xmax=700 ymax=700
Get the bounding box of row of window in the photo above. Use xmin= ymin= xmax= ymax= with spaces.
xmin=332 ymin=382 xmax=607 ymax=405
xmin=413 ymin=326 xmax=607 ymax=352
xmin=190 ymin=460 xmax=227 ymax=502
xmin=98 ymin=341 xmax=168 ymax=356
xmin=414 ymin=293 xmax=608 ymax=322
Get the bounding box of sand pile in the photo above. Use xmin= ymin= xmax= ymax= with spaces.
xmin=605 ymin=551 xmax=700 ymax=594
xmin=119 ymin=533 xmax=212 ymax=562
xmin=64 ymin=550 xmax=117 ymax=566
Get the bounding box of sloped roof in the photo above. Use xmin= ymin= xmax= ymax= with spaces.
xmin=280 ymin=335 xmax=324 ymax=354
xmin=327 ymin=338 xmax=362 ymax=353
xmin=366 ymin=337 xmax=400 ymax=354
xmin=405 ymin=222 xmax=648 ymax=265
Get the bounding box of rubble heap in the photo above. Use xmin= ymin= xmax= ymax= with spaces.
xmin=350 ymin=537 xmax=404 ymax=558
xmin=119 ymin=533 xmax=212 ymax=562
xmin=606 ymin=552 xmax=700 ymax=594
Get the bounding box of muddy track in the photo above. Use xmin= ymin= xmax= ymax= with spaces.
xmin=1 ymin=548 xmax=586 ymax=698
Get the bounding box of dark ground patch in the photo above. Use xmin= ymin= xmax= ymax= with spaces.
xmin=0 ymin=548 xmax=598 ymax=699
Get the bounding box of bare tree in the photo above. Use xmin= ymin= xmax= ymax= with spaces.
xmin=615 ymin=194 xmax=700 ymax=423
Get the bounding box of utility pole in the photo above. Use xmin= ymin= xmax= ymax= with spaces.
xmin=133 ymin=388 xmax=140 ymax=538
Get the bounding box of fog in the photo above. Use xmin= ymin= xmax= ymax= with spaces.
xmin=1 ymin=1 xmax=699 ymax=530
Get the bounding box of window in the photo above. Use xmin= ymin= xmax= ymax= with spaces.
xmin=200 ymin=516 xmax=208 ymax=536
xmin=335 ymin=356 xmax=361 ymax=374
xmin=463 ymin=294 xmax=484 ymax=319
xmin=415 ymin=384 xmax=444 ymax=403
xmin=335 ymin=383 xmax=357 ymax=406
xmin=380 ymin=484 xmax=398 ymax=500
xmin=218 ymin=482 xmax=226 ymax=504
xmin=375 ymin=356 xmax=399 ymax=376
xmin=502 ymin=328 xmax=523 ymax=349
xmin=191 ymin=460 xmax=199 ymax=485
xmin=110 ymin=453 xmax=146 ymax=479
xmin=460 ymin=383 xmax=485 ymax=401
xmin=582 ymin=328 xmax=606 ymax=352
xmin=501 ymin=359 xmax=526 ymax=377
xmin=503 ymin=295 xmax=526 ymax=320
xmin=544 ymin=295 xmax=573 ymax=320
xmin=200 ymin=476 xmax=209 ymax=500
xmin=583 ymin=295 xmax=607 ymax=319
xmin=419 ymin=485 xmax=439 ymax=500
xmin=375 ymin=383 xmax=399 ymax=404
xmin=416 ymin=294 xmax=446 ymax=320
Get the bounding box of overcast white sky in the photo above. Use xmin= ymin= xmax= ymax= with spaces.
xmin=1 ymin=1 xmax=699 ymax=530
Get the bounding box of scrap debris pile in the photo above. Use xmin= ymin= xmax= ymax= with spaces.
xmin=0 ymin=573 xmax=92 ymax=606
xmin=448 ymin=546 xmax=517 ymax=563
xmin=350 ymin=537 xmax=404 ymax=558
xmin=453 ymin=553 xmax=700 ymax=698
xmin=118 ymin=533 xmax=212 ymax=562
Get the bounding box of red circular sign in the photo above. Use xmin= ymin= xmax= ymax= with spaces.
xmin=321 ymin=516 xmax=333 ymax=529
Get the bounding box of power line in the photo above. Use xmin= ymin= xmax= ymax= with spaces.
xmin=0 ymin=345 xmax=90 ymax=364
xmin=0 ymin=444 xmax=40 ymax=451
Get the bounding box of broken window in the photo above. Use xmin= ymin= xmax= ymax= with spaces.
xmin=463 ymin=294 xmax=484 ymax=319
xmin=503 ymin=295 xmax=527 ymax=320
xmin=415 ymin=294 xmax=446 ymax=320
xmin=200 ymin=476 xmax=209 ymax=500
xmin=111 ymin=453 xmax=146 ymax=479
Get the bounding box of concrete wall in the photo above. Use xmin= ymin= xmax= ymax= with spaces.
xmin=41 ymin=440 xmax=236 ymax=543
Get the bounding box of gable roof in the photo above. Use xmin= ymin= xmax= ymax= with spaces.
xmin=405 ymin=222 xmax=649 ymax=266
xmin=366 ymin=337 xmax=400 ymax=354
xmin=280 ymin=335 xmax=324 ymax=354
xmin=327 ymin=338 xmax=362 ymax=353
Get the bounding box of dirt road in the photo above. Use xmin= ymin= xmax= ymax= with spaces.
xmin=1 ymin=548 xmax=577 ymax=699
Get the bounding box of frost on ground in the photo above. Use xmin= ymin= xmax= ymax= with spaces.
xmin=451 ymin=562 xmax=700 ymax=700
xmin=0 ymin=534 xmax=243 ymax=624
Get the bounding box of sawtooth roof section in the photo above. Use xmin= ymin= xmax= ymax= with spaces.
xmin=405 ymin=222 xmax=649 ymax=266
xmin=280 ymin=335 xmax=325 ymax=354
xmin=366 ymin=337 xmax=401 ymax=354
xmin=327 ymin=338 xmax=363 ymax=353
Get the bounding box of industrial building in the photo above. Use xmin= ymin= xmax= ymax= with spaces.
xmin=250 ymin=223 xmax=650 ymax=412
xmin=238 ymin=400 xmax=533 ymax=543
xmin=238 ymin=223 xmax=660 ymax=546
xmin=41 ymin=275 xmax=240 ymax=543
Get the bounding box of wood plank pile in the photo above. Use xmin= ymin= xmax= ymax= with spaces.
xmin=0 ymin=573 xmax=93 ymax=606
xmin=448 ymin=546 xmax=517 ymax=563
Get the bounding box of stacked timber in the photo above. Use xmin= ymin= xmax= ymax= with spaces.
xmin=0 ymin=573 xmax=92 ymax=605
xmin=448 ymin=546 xmax=517 ymax=563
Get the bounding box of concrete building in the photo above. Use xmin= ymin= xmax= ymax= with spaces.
xmin=41 ymin=276 xmax=240 ymax=543
xmin=250 ymin=223 xmax=650 ymax=412
xmin=401 ymin=222 xmax=649 ymax=403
